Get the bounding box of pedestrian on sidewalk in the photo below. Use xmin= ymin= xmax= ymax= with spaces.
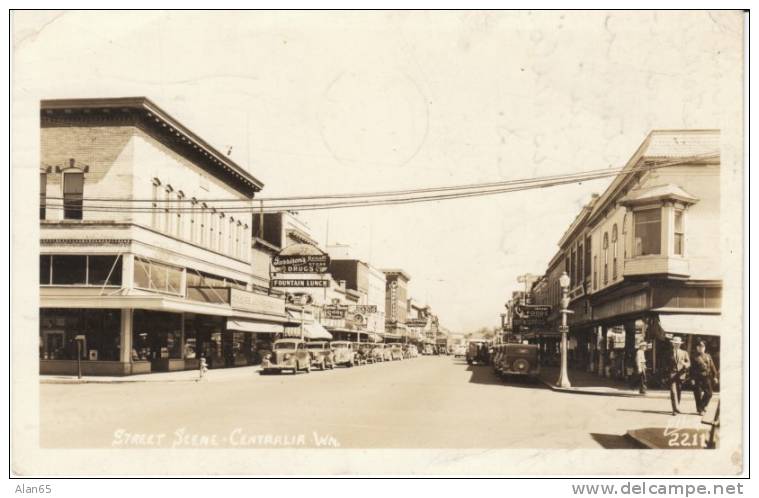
xmin=666 ymin=336 xmax=690 ymax=416
xmin=691 ymin=340 xmax=719 ymax=416
xmin=635 ymin=342 xmax=648 ymax=394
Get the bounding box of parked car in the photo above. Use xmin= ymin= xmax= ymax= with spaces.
xmin=387 ymin=343 xmax=404 ymax=361
xmin=453 ymin=345 xmax=466 ymax=358
xmin=490 ymin=345 xmax=503 ymax=374
xmin=381 ymin=343 xmax=395 ymax=361
xmin=495 ymin=343 xmax=540 ymax=379
xmin=261 ymin=339 xmax=311 ymax=374
xmin=306 ymin=341 xmax=335 ymax=370
xmin=370 ymin=344 xmax=386 ymax=362
xmin=357 ymin=343 xmax=379 ymax=364
xmin=466 ymin=340 xmax=490 ymax=365
xmin=353 ymin=343 xmax=371 ymax=365
xmin=330 ymin=341 xmax=356 ymax=367
xmin=422 ymin=344 xmax=434 ymax=355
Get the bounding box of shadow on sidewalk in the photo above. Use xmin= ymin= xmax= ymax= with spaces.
xmin=590 ymin=433 xmax=646 ymax=449
xmin=617 ymin=408 xmax=677 ymax=416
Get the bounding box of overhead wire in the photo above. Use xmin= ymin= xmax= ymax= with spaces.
xmin=41 ymin=153 xmax=718 ymax=215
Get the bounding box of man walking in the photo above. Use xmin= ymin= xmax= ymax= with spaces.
xmin=691 ymin=340 xmax=719 ymax=416
xmin=635 ymin=342 xmax=648 ymax=394
xmin=667 ymin=336 xmax=690 ymax=416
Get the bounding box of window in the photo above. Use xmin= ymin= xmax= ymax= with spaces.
xmin=175 ymin=191 xmax=184 ymax=239
xmin=63 ymin=171 xmax=84 ymax=220
xmin=603 ymin=232 xmax=609 ymax=284
xmin=209 ymin=209 xmax=217 ymax=250
xmin=584 ymin=236 xmax=592 ymax=278
xmin=133 ymin=258 xmax=183 ymax=295
xmin=674 ymin=209 xmax=684 ymax=255
xmin=228 ymin=217 xmax=234 ymax=256
xmin=242 ymin=224 xmax=249 ymax=260
xmin=40 ymin=172 xmax=47 ymax=220
xmin=593 ymin=255 xmax=598 ymax=290
xmin=218 ymin=213 xmax=225 ymax=253
xmin=190 ymin=199 xmax=198 ymax=243
xmin=40 ymin=255 xmax=51 ymax=284
xmin=88 ymin=256 xmax=123 ymax=286
xmin=40 ymin=255 xmax=122 ymax=286
xmin=570 ymin=249 xmax=576 ymax=288
xmin=633 ymin=208 xmax=661 ymax=256
xmin=612 ymin=224 xmax=618 ymax=280
xmin=164 ymin=186 xmax=173 ymax=235
xmin=52 ymin=255 xmax=87 ymax=284
xmin=200 ymin=204 xmax=208 ymax=246
xmin=235 ymin=221 xmax=242 ymax=259
xmin=151 ymin=179 xmax=161 ymax=230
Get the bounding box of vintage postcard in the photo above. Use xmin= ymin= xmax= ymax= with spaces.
xmin=10 ymin=9 xmax=746 ymax=476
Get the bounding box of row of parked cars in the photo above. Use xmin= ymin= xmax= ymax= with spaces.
xmin=260 ymin=339 xmax=419 ymax=374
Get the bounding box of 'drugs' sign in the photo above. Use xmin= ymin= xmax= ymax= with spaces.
xmin=272 ymin=243 xmax=330 ymax=273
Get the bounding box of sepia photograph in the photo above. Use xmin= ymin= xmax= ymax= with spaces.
xmin=9 ymin=8 xmax=748 ymax=481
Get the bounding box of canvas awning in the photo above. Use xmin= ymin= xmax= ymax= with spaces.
xmin=658 ymin=314 xmax=722 ymax=337
xmin=226 ymin=319 xmax=284 ymax=334
xmin=283 ymin=322 xmax=333 ymax=340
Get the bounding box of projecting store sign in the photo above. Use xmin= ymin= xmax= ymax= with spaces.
xmin=271 ymin=243 xmax=330 ymax=273
xmin=272 ymin=279 xmax=330 ymax=288
xmin=512 ymin=304 xmax=552 ymax=328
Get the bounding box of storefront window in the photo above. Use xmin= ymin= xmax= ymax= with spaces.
xmin=132 ymin=310 xmax=183 ymax=361
xmin=633 ymin=208 xmax=661 ymax=256
xmin=39 ymin=308 xmax=120 ymax=361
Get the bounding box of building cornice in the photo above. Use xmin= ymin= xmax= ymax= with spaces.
xmin=41 ymin=97 xmax=264 ymax=197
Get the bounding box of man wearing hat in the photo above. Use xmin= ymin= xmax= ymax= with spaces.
xmin=691 ymin=340 xmax=719 ymax=416
xmin=667 ymin=336 xmax=691 ymax=415
xmin=635 ymin=341 xmax=648 ymax=394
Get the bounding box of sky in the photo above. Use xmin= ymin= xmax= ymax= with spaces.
xmin=13 ymin=10 xmax=743 ymax=332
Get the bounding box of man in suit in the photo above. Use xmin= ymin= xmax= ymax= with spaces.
xmin=667 ymin=336 xmax=691 ymax=415
xmin=691 ymin=340 xmax=719 ymax=416
xmin=635 ymin=342 xmax=648 ymax=395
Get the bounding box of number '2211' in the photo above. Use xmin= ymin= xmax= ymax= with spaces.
xmin=668 ymin=432 xmax=707 ymax=447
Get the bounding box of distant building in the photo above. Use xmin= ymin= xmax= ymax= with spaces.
xmin=382 ymin=269 xmax=411 ymax=341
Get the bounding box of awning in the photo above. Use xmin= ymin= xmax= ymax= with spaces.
xmin=226 ymin=319 xmax=284 ymax=334
xmin=283 ymin=322 xmax=333 ymax=340
xmin=658 ymin=314 xmax=722 ymax=337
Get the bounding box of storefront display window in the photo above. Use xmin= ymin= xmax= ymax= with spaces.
xmin=132 ymin=310 xmax=183 ymax=361
xmin=39 ymin=308 xmax=121 ymax=361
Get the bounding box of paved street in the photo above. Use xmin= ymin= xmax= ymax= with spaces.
xmin=40 ymin=356 xmax=703 ymax=449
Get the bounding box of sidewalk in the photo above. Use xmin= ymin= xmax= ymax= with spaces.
xmin=537 ymin=366 xmax=695 ymax=400
xmin=40 ymin=364 xmax=263 ymax=384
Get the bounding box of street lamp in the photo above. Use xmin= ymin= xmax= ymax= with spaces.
xmin=556 ymin=271 xmax=572 ymax=388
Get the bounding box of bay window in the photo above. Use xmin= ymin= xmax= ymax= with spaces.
xmin=674 ymin=209 xmax=685 ymax=255
xmin=633 ymin=208 xmax=661 ymax=256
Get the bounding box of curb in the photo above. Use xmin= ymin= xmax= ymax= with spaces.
xmin=538 ymin=377 xmax=670 ymax=399
xmin=41 ymin=378 xmax=206 ymax=385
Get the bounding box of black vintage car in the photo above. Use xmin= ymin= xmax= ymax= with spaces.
xmin=466 ymin=340 xmax=490 ymax=365
xmin=495 ymin=343 xmax=540 ymax=379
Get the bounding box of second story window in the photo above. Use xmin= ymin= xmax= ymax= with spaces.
xmin=63 ymin=171 xmax=84 ymax=220
xmin=164 ymin=186 xmax=174 ymax=235
xmin=190 ymin=199 xmax=198 ymax=244
xmin=612 ymin=224 xmax=618 ymax=280
xmin=200 ymin=204 xmax=208 ymax=246
xmin=674 ymin=209 xmax=685 ymax=256
xmin=175 ymin=191 xmax=184 ymax=239
xmin=593 ymin=255 xmax=598 ymax=290
xmin=603 ymin=232 xmax=609 ymax=284
xmin=151 ymin=179 xmax=161 ymax=230
xmin=40 ymin=172 xmax=47 ymax=220
xmin=633 ymin=208 xmax=661 ymax=256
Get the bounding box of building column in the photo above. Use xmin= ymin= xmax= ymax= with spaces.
xmin=624 ymin=320 xmax=637 ymax=378
xmin=120 ymin=308 xmax=133 ymax=363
